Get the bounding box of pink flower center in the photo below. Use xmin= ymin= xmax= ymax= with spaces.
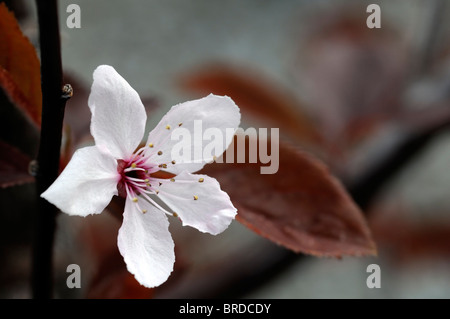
xmin=116 ymin=146 xmax=177 ymax=214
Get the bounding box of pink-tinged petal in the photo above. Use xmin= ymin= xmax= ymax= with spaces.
xmin=117 ymin=197 xmax=175 ymax=288
xmin=88 ymin=65 xmax=147 ymax=159
xmin=157 ymin=171 xmax=237 ymax=235
xmin=145 ymin=94 xmax=240 ymax=174
xmin=41 ymin=146 xmax=119 ymax=217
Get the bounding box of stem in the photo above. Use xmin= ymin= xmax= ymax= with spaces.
xmin=349 ymin=109 xmax=450 ymax=210
xmin=32 ymin=0 xmax=67 ymax=299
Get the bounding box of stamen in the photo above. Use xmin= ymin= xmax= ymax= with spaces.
xmin=124 ymin=184 xmax=146 ymax=214
xmin=151 ymin=177 xmax=198 ymax=184
xmin=124 ymin=166 xmax=145 ymax=173
xmin=125 ymin=176 xmax=146 ymax=183
xmin=138 ymin=190 xmax=173 ymax=216
xmin=124 ymin=184 xmax=135 ymax=200
xmin=127 ymin=180 xmax=147 ymax=189
xmin=155 ymin=188 xmax=190 ymax=201
xmin=132 ymin=156 xmax=147 ymax=166
xmin=144 ymin=130 xmax=173 ymax=160
xmin=129 ymin=146 xmax=147 ymax=162
xmin=146 ymin=166 xmax=160 ymax=174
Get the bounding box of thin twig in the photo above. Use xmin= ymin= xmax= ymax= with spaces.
xmin=32 ymin=0 xmax=67 ymax=299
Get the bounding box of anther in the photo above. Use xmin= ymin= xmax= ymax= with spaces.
xmin=171 ymin=160 xmax=176 ymax=165
xmin=157 ymin=151 xmax=163 ymax=155
xmin=159 ymin=182 xmax=162 ymax=186
xmin=144 ymin=179 xmax=149 ymax=182
xmin=193 ymin=195 xmax=198 ymax=200
xmin=131 ymin=163 xmax=137 ymax=168
xmin=198 ymin=178 xmax=204 ymax=183
xmin=142 ymin=209 xmax=147 ymax=214
xmin=178 ymin=123 xmax=183 ymax=127
xmin=166 ymin=125 xmax=171 ymax=130
xmin=173 ymin=212 xmax=178 ymax=217
xmin=170 ymin=178 xmax=175 ymax=182
xmin=132 ymin=197 xmax=138 ymax=202
xmin=148 ymin=143 xmax=154 ymax=148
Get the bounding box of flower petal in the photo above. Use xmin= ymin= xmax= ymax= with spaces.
xmin=157 ymin=171 xmax=237 ymax=235
xmin=88 ymin=65 xmax=147 ymax=159
xmin=41 ymin=146 xmax=119 ymax=217
xmin=145 ymin=94 xmax=240 ymax=174
xmin=117 ymin=197 xmax=175 ymax=288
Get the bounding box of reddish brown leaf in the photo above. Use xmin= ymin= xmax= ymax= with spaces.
xmin=179 ymin=64 xmax=323 ymax=147
xmin=0 ymin=3 xmax=41 ymax=127
xmin=200 ymin=136 xmax=376 ymax=257
xmin=0 ymin=139 xmax=34 ymax=188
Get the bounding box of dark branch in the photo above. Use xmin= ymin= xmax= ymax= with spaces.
xmin=32 ymin=0 xmax=67 ymax=299
xmin=349 ymin=109 xmax=450 ymax=210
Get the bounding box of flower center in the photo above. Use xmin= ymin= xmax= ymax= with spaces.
xmin=116 ymin=146 xmax=177 ymax=215
xmin=117 ymin=158 xmax=153 ymax=197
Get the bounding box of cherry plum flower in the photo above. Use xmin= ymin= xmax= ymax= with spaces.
xmin=41 ymin=65 xmax=240 ymax=288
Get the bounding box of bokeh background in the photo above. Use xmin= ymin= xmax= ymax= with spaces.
xmin=2 ymin=0 xmax=450 ymax=298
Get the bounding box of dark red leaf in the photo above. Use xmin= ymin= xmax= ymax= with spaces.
xmin=179 ymin=64 xmax=323 ymax=148
xmin=0 ymin=3 xmax=41 ymax=127
xmin=0 ymin=139 xmax=34 ymax=188
xmin=200 ymin=136 xmax=376 ymax=257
